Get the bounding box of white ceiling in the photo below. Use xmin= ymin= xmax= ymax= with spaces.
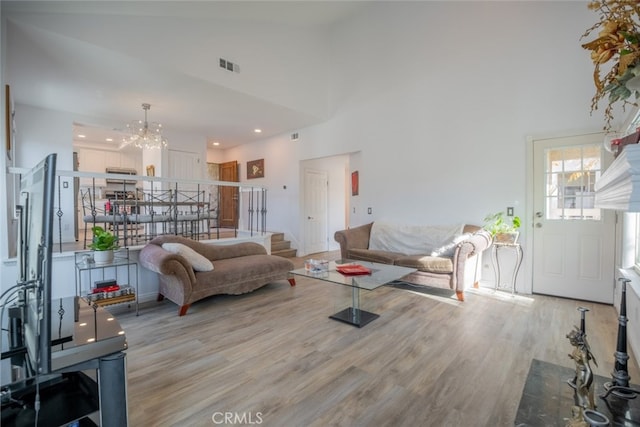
xmin=2 ymin=1 xmax=368 ymax=149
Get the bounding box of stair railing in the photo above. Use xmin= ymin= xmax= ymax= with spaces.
xmin=6 ymin=167 xmax=269 ymax=254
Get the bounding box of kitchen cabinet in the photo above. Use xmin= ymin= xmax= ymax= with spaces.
xmin=77 ymin=148 xmax=142 ymax=186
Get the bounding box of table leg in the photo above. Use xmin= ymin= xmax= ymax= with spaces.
xmin=492 ymin=245 xmax=501 ymax=291
xmin=511 ymin=245 xmax=524 ymax=295
xmin=492 ymin=244 xmax=522 ymax=295
xmin=329 ymin=279 xmax=379 ymax=328
xmin=98 ymin=352 xmax=128 ymax=427
xmin=351 ymin=284 xmax=360 ymax=324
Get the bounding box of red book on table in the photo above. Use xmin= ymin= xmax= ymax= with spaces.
xmin=336 ymin=264 xmax=371 ymax=275
xmin=92 ymin=285 xmax=120 ymax=293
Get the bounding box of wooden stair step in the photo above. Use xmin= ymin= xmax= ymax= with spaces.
xmin=270 ymin=232 xmax=285 ymax=242
xmin=272 ymin=248 xmax=297 ymax=258
xmin=270 ymin=231 xmax=295 ymax=257
xmin=271 ymin=240 xmax=292 ymax=251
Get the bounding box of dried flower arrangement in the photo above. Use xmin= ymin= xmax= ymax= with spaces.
xmin=581 ymin=0 xmax=640 ymax=130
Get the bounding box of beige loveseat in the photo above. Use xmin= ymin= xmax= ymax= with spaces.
xmin=334 ymin=222 xmax=492 ymax=301
xmin=139 ymin=235 xmax=295 ymax=316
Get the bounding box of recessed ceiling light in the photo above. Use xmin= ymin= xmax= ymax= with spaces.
xmin=254 ymin=128 xmax=262 ymax=133
xmin=105 ymin=138 xmax=113 ymax=142
xmin=212 ymin=141 xmax=220 ymax=146
xmin=78 ymin=134 xmax=86 ymax=138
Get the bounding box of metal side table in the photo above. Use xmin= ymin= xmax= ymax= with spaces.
xmin=491 ymin=242 xmax=523 ymax=295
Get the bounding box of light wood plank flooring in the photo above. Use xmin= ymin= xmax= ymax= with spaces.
xmin=114 ymin=252 xmax=639 ymax=426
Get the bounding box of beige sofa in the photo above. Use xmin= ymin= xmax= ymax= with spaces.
xmin=334 ymin=223 xmax=492 ymax=301
xmin=139 ymin=235 xmax=295 ymax=316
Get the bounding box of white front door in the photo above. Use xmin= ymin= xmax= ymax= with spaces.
xmin=532 ymin=133 xmax=615 ymax=303
xmin=304 ymin=168 xmax=328 ymax=255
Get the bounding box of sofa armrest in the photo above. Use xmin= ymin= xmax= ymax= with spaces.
xmin=457 ymin=229 xmax=492 ymax=258
xmin=451 ymin=229 xmax=493 ymax=292
xmin=334 ymin=223 xmax=374 ymax=259
xmin=139 ymin=243 xmax=197 ymax=285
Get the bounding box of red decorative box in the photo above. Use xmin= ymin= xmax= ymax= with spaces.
xmin=336 ymin=264 xmax=372 ymax=275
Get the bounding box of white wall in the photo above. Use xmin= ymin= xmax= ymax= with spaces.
xmin=207 ymin=137 xmax=349 ymax=255
xmin=221 ymin=134 xmax=301 ymax=244
xmin=12 ymin=105 xmax=76 ymax=246
xmin=314 ymin=1 xmax=602 ymax=225
xmin=287 ymin=1 xmax=605 ymax=287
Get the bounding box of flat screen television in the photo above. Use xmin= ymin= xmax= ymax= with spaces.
xmin=17 ymin=153 xmax=56 ymax=375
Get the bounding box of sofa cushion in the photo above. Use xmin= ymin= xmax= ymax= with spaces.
xmin=369 ymin=221 xmax=464 ymax=255
xmin=193 ymin=254 xmax=293 ymax=295
xmin=162 ymin=242 xmax=214 ymax=272
xmin=348 ymin=248 xmax=405 ymax=264
xmin=394 ymin=255 xmax=453 ymax=274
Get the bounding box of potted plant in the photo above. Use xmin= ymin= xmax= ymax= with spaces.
xmin=88 ymin=226 xmax=119 ymax=264
xmin=483 ymin=212 xmax=521 ymax=244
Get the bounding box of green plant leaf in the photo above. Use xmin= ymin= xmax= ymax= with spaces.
xmin=88 ymin=226 xmax=119 ymax=251
xmin=483 ymin=212 xmax=521 ymax=236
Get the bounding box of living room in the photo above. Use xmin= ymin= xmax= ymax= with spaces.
xmin=2 ymin=1 xmax=640 ymax=425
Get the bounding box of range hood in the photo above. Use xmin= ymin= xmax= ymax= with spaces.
xmin=595 ymin=144 xmax=640 ymax=211
xmin=105 ymin=167 xmax=137 ymax=185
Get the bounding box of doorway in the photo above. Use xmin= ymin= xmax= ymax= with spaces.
xmin=300 ymin=154 xmax=350 ymax=257
xmin=218 ymin=160 xmax=239 ymax=229
xmin=303 ymin=168 xmax=329 ymax=254
xmin=530 ymin=132 xmax=615 ymax=303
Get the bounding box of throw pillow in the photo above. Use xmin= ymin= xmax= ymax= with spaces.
xmin=161 ymin=243 xmax=214 ymax=272
xmin=430 ymin=233 xmax=472 ymax=257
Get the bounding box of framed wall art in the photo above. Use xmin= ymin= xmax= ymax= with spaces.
xmin=351 ymin=171 xmax=359 ymax=196
xmin=5 ymin=85 xmax=15 ymax=161
xmin=247 ymin=158 xmax=264 ymax=179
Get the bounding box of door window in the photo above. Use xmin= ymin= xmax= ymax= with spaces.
xmin=543 ymin=145 xmax=602 ymax=221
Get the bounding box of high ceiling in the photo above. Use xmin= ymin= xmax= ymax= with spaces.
xmin=2 ymin=1 xmax=368 ymax=149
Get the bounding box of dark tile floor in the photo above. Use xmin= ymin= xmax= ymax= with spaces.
xmin=516 ymin=359 xmax=640 ymax=426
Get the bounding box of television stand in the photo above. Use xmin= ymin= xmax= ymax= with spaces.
xmin=1 ymin=297 xmax=128 ymax=427
xmin=2 ymin=371 xmax=98 ymax=426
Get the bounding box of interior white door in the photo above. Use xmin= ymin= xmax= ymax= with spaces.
xmin=532 ymin=133 xmax=615 ymax=303
xmin=304 ymin=168 xmax=328 ymax=255
xmin=168 ymin=150 xmax=200 ymax=180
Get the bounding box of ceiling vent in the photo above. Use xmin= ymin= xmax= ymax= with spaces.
xmin=291 ymin=132 xmax=299 ymax=141
xmin=219 ymin=58 xmax=240 ymax=73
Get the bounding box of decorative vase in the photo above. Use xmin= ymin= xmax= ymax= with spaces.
xmin=582 ymin=409 xmax=609 ymax=426
xmin=93 ymin=250 xmax=114 ymax=265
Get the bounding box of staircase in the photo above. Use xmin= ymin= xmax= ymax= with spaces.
xmin=271 ymin=232 xmax=297 ymax=258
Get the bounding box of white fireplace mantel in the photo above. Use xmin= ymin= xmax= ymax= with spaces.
xmin=595 ymin=144 xmax=640 ymax=211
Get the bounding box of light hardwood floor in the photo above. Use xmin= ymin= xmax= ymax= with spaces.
xmin=114 ymin=252 xmax=639 ymax=427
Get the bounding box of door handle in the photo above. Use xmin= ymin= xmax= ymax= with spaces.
xmin=535 ymin=211 xmax=543 ymax=218
xmin=308 ymin=216 xmax=314 ymax=220
xmin=535 ymin=222 xmax=542 ymax=228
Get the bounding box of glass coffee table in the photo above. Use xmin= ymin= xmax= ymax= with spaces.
xmin=290 ymin=260 xmax=417 ymax=327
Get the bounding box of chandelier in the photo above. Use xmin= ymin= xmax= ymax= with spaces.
xmin=121 ymin=103 xmax=168 ymax=150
